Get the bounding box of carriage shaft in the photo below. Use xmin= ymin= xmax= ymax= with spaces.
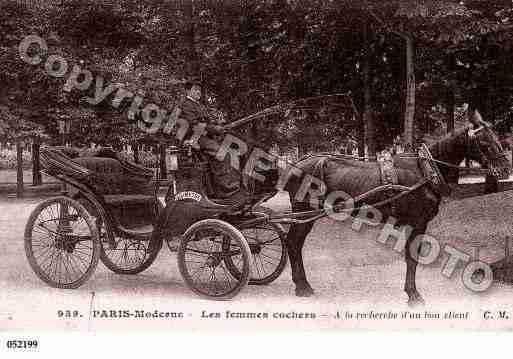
xmin=265 ymin=181 xmax=427 ymax=225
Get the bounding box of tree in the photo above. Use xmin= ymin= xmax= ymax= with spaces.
xmin=4 ymin=0 xmax=513 ymax=164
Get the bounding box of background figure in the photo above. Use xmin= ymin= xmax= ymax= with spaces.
xmin=345 ymin=136 xmax=356 ymax=156
xmin=392 ymin=135 xmax=403 ymax=155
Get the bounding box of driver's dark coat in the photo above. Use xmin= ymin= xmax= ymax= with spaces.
xmin=177 ymin=96 xmax=241 ymax=198
xmin=179 ymin=96 xmax=211 ymax=125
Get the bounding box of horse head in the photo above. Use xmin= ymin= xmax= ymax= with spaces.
xmin=464 ymin=115 xmax=511 ymax=177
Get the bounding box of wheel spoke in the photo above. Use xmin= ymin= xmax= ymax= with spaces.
xmin=259 ymin=251 xmax=282 ymax=262
xmin=25 ymin=198 xmax=100 ymax=289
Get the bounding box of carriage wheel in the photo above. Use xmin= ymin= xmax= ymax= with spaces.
xmin=224 ymin=222 xmax=288 ymax=285
xmin=98 ymin=227 xmax=162 ymax=275
xmin=76 ymin=197 xmax=163 ymax=275
xmin=178 ymin=219 xmax=251 ymax=300
xmin=24 ymin=196 xmax=100 ymax=289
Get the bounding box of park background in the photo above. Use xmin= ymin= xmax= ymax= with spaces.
xmin=2 ymin=0 xmax=513 ymax=196
xmin=4 ymin=1 xmax=513 ymax=330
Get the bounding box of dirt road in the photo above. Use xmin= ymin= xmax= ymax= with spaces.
xmin=2 ymin=192 xmax=513 ymax=331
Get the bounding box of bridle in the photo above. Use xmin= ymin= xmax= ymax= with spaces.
xmin=427 ymin=126 xmax=510 ymax=178
xmin=465 ymin=126 xmax=509 ymax=167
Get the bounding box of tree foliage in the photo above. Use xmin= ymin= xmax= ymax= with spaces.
xmin=1 ymin=0 xmax=513 ymax=152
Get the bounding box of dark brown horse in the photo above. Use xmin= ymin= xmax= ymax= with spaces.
xmin=283 ymin=119 xmax=510 ymax=305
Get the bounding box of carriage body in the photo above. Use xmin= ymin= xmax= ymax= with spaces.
xmin=23 ymin=146 xmax=287 ymax=299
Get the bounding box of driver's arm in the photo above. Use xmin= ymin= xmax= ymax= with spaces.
xmin=204 ymin=123 xmax=225 ymax=135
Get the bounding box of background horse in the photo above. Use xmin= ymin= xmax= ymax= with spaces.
xmin=283 ymin=120 xmax=510 ymax=305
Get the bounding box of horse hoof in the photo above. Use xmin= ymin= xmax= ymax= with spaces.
xmin=407 ymin=295 xmax=425 ymax=307
xmin=295 ymin=286 xmax=315 ymax=297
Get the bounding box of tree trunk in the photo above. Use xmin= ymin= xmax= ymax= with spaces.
xmin=363 ymin=61 xmax=374 ymax=158
xmin=32 ymin=138 xmax=42 ymax=186
xmin=183 ymin=0 xmax=198 ymax=76
xmin=133 ymin=142 xmax=139 ymax=164
xmin=297 ymin=136 xmax=305 ymax=159
xmin=447 ymin=87 xmax=455 ymax=133
xmin=357 ymin=112 xmax=365 ymax=158
xmin=363 ymin=21 xmax=375 ymax=158
xmin=16 ymin=139 xmax=24 ymax=198
xmin=403 ymin=35 xmax=415 ymax=151
xmin=159 ymin=143 xmax=167 ymax=180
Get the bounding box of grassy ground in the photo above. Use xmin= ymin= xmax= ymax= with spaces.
xmin=0 ymin=170 xmax=54 ymax=184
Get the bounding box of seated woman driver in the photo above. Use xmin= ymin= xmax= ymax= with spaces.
xmin=180 ymin=81 xmax=241 ymax=198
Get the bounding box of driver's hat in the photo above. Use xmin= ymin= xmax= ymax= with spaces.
xmin=183 ymin=77 xmax=201 ymax=90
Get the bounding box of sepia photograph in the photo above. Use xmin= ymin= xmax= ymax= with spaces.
xmin=2 ymin=0 xmax=513 ymax=350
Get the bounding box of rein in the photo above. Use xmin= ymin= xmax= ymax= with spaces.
xmin=426 ymin=157 xmax=463 ymax=170
xmin=268 ymin=180 xmax=430 ymax=225
xmin=426 ymin=157 xmax=504 ymax=172
xmin=423 ymin=156 xmax=494 ymax=178
xmin=427 ymin=143 xmax=510 ymax=179
xmin=281 ymin=130 xmax=511 ymax=225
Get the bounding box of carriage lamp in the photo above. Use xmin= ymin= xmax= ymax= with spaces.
xmin=166 ymin=146 xmax=180 ymax=200
xmin=56 ymin=115 xmax=72 ymax=146
xmin=167 ymin=146 xmax=179 ymax=171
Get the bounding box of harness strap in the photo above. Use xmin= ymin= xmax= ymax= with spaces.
xmin=311 ymin=157 xmax=329 ymax=207
xmin=356 ymin=180 xmax=428 ymax=212
xmin=377 ymin=153 xmax=399 ymax=216
xmin=269 ymin=180 xmax=430 ymax=225
xmin=378 ymin=153 xmax=398 ymax=185
xmin=427 ymin=156 xmax=510 ymax=179
xmin=313 ymin=157 xmax=328 ymax=182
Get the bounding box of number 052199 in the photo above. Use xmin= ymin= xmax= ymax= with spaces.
xmin=6 ymin=340 xmax=38 ymax=350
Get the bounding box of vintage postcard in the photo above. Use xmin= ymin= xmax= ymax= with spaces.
xmin=2 ymin=1 xmax=513 ymax=347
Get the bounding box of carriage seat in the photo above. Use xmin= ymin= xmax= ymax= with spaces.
xmin=73 ymin=156 xmax=155 ymax=206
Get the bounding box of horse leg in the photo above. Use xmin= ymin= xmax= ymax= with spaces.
xmin=285 ymin=222 xmax=315 ymax=297
xmin=404 ymin=226 xmax=427 ymax=307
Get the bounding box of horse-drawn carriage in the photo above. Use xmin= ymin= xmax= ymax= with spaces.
xmin=23 ymin=94 xmax=357 ymax=300
xmin=24 ymin=144 xmax=288 ymax=300
xmin=24 ymin=94 xmax=513 ymax=304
